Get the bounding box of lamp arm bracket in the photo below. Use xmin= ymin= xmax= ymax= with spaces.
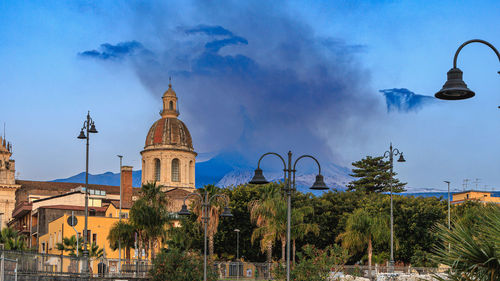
xmin=293 ymin=155 xmax=322 ymax=175
xmin=209 ymin=193 xmax=229 ymax=205
xmin=182 ymin=192 xmax=203 ymax=205
xmin=256 ymin=152 xmax=286 ymax=170
xmin=453 ymin=39 xmax=500 ymax=69
xmin=393 ymin=148 xmax=401 ymax=155
xmin=383 ymin=151 xmax=390 ymax=158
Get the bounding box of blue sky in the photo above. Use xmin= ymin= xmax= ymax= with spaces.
xmin=1 ymin=0 xmax=499 ymax=191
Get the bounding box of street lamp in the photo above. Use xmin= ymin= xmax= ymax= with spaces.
xmin=178 ymin=190 xmax=233 ymax=281
xmin=383 ymin=143 xmax=405 ymax=267
xmin=435 ymin=39 xmax=500 ymax=100
xmin=77 ymin=111 xmax=98 ymax=275
xmin=234 ymin=229 xmax=240 ymax=280
xmin=444 ymin=181 xmax=451 ymax=230
xmin=117 ymin=155 xmax=123 ymax=275
xmin=248 ymin=151 xmax=328 ymax=281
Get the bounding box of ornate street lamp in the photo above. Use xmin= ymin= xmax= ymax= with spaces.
xmin=435 ymin=39 xmax=500 ymax=100
xmin=77 ymin=111 xmax=98 ymax=275
xmin=249 ymin=151 xmax=327 ymax=281
xmin=383 ymin=143 xmax=405 ymax=268
xmin=178 ymin=190 xmax=233 ymax=281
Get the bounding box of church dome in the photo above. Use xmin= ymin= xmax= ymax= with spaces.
xmin=145 ymin=117 xmax=194 ymax=151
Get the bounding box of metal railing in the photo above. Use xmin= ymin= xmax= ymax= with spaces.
xmin=215 ymin=262 xmax=273 ymax=280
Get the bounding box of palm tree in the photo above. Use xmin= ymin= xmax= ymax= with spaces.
xmin=108 ymin=221 xmax=136 ymax=260
xmin=56 ymin=235 xmax=82 ymax=256
xmin=248 ymin=183 xmax=285 ymax=262
xmin=291 ymin=206 xmax=320 ymax=264
xmin=336 ymin=208 xmax=390 ymax=271
xmin=0 ymin=227 xmax=27 ymax=251
xmin=56 ymin=235 xmax=102 ymax=258
xmin=191 ymin=184 xmax=228 ymax=258
xmin=432 ymin=205 xmax=500 ymax=281
xmin=130 ymin=182 xmax=171 ymax=260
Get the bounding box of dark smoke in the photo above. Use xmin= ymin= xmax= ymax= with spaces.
xmin=79 ymin=41 xmax=144 ymax=60
xmin=79 ymin=1 xmax=386 ymax=170
xmin=380 ymin=88 xmax=436 ymax=113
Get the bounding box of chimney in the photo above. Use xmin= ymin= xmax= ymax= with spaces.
xmin=121 ymin=166 xmax=133 ymax=206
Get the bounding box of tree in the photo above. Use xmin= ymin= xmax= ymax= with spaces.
xmin=56 ymin=235 xmax=103 ymax=258
xmin=291 ymin=206 xmax=319 ymax=264
xmin=432 ymin=204 xmax=500 ymax=281
xmin=336 ymin=208 xmax=390 ymax=270
xmin=151 ymin=248 xmax=217 ymax=281
xmin=130 ymin=182 xmax=172 ymax=260
xmin=191 ymin=184 xmax=228 ymax=258
xmin=274 ymin=244 xmax=349 ymax=281
xmin=347 ymin=156 xmax=406 ymax=193
xmin=248 ymin=183 xmax=285 ymax=262
xmin=0 ymin=227 xmax=27 ymax=251
xmin=107 ymin=221 xmax=136 ymax=260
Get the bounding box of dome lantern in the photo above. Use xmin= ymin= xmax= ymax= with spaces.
xmin=160 ymin=78 xmax=179 ymax=118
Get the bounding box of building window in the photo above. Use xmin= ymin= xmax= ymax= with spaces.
xmin=169 ymin=101 xmax=174 ymax=110
xmin=92 ymin=233 xmax=97 ymax=244
xmin=189 ymin=160 xmax=194 ymax=184
xmin=172 ymin=158 xmax=180 ymax=182
xmin=155 ymin=159 xmax=161 ymax=182
xmin=89 ymin=198 xmax=102 ymax=207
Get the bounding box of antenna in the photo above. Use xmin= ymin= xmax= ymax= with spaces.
xmin=472 ymin=178 xmax=481 ymax=190
xmin=462 ymin=179 xmax=470 ymax=191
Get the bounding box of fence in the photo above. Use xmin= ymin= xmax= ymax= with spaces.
xmin=215 ymin=262 xmax=272 ymax=280
xmin=338 ymin=265 xmax=448 ymax=280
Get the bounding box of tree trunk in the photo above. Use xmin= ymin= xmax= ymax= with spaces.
xmin=209 ymin=234 xmax=214 ymax=258
xmin=281 ymin=238 xmax=286 ymax=262
xmin=368 ymin=237 xmax=372 ymax=280
xmin=293 ymin=239 xmax=296 ymax=264
xmin=126 ymin=247 xmax=130 ymax=262
xmin=266 ymin=242 xmax=272 ymax=263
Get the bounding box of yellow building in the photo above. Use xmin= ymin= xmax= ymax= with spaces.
xmin=452 ymin=190 xmax=500 ymax=205
xmin=38 ymin=209 xmax=133 ymax=275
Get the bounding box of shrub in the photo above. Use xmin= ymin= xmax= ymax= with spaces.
xmin=151 ymin=248 xmax=217 ymax=281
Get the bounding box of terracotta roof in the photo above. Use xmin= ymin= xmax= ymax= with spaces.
xmin=144 ymin=118 xmax=194 ymax=151
xmin=16 ymin=180 xmax=121 ymax=194
xmin=110 ymin=200 xmax=133 ymax=209
xmin=39 ymin=205 xmax=108 ymax=212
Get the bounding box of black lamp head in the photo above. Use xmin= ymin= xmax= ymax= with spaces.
xmin=435 ymin=67 xmax=475 ymax=100
xmin=397 ymin=153 xmax=406 ymax=163
xmin=89 ymin=123 xmax=98 ymax=134
xmin=77 ymin=130 xmax=86 ymax=139
xmin=221 ymin=206 xmax=233 ymax=218
xmin=249 ymin=168 xmax=269 ymax=185
xmin=178 ymin=204 xmax=190 ymax=216
xmin=310 ymin=174 xmax=329 ymax=190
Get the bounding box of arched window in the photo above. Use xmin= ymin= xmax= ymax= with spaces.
xmin=189 ymin=160 xmax=194 ymax=184
xmin=169 ymin=101 xmax=174 ymax=110
xmin=154 ymin=159 xmax=161 ymax=182
xmin=172 ymin=158 xmax=180 ymax=182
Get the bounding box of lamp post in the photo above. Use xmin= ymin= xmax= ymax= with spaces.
xmin=234 ymin=229 xmax=240 ymax=280
xmin=77 ymin=111 xmax=98 ymax=275
xmin=444 ymin=181 xmax=451 ymax=230
xmin=248 ymin=151 xmax=328 ymax=281
xmin=117 ymin=155 xmax=123 ymax=275
xmin=178 ymin=191 xmax=233 ymax=281
xmin=383 ymin=143 xmax=405 ymax=268
xmin=434 ymin=39 xmax=500 ymax=101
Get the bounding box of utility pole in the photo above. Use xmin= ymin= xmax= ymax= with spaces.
xmin=117 ymin=155 xmax=123 ymax=275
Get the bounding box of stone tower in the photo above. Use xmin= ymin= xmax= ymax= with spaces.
xmin=141 ymin=83 xmax=196 ymax=191
xmin=0 ymin=137 xmax=20 ymax=228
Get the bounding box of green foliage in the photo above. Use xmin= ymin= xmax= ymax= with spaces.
xmin=55 ymin=235 xmax=102 ymax=258
xmin=347 ymin=156 xmax=406 ymax=193
xmin=107 ymin=221 xmax=136 ymax=259
xmin=273 ymin=244 xmax=348 ymax=281
xmin=0 ymin=227 xmax=27 ymax=251
xmin=130 ymin=182 xmax=172 ymax=259
xmin=150 ymin=248 xmax=217 ymax=281
xmin=432 ymin=204 xmax=500 ymax=281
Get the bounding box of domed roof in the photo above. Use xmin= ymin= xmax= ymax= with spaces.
xmin=144 ymin=117 xmax=194 ymax=151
